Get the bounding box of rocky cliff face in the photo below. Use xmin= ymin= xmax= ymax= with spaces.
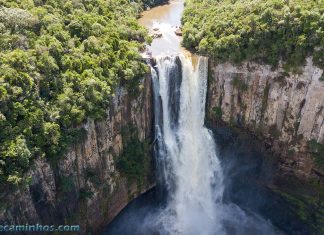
xmin=207 ymin=58 xmax=323 ymax=179
xmin=207 ymin=58 xmax=324 ymax=233
xmin=0 ymin=76 xmax=153 ymax=234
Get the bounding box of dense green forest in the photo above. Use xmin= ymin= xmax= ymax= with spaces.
xmin=0 ymin=0 xmax=151 ymax=186
xmin=182 ymin=0 xmax=323 ymax=70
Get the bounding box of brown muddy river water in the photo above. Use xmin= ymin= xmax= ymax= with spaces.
xmin=138 ymin=0 xmax=193 ymax=58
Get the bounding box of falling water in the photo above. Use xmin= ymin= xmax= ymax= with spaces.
xmin=104 ymin=0 xmax=287 ymax=232
xmin=152 ymin=55 xmax=224 ymax=235
xmin=149 ymin=54 xmax=279 ymax=235
xmin=104 ymin=54 xmax=279 ymax=235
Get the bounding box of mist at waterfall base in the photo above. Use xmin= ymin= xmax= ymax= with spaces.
xmin=103 ymin=55 xmax=279 ymax=235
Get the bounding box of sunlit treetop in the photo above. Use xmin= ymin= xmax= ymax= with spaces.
xmin=182 ymin=0 xmax=324 ymax=70
xmin=0 ymin=0 xmax=151 ymax=185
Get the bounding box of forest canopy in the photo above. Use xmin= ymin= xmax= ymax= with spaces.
xmin=182 ymin=0 xmax=324 ymax=69
xmin=0 ymin=0 xmax=151 ymax=185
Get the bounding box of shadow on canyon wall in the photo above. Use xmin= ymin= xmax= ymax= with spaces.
xmin=212 ymin=127 xmax=313 ymax=235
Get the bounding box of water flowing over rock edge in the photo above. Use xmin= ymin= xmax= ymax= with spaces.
xmin=152 ymin=55 xmax=226 ymax=235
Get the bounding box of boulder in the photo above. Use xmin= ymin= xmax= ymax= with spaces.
xmin=150 ymin=31 xmax=162 ymax=38
xmin=175 ymin=28 xmax=182 ymax=36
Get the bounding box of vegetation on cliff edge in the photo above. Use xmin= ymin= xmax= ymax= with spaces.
xmin=182 ymin=0 xmax=324 ymax=70
xmin=0 ymin=0 xmax=151 ymax=186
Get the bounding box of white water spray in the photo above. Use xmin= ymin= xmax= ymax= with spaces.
xmin=152 ymin=55 xmax=224 ymax=235
xmin=105 ymin=54 xmax=279 ymax=235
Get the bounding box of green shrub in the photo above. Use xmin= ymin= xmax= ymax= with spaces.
xmin=85 ymin=167 xmax=101 ymax=186
xmin=232 ymin=74 xmax=248 ymax=91
xmin=182 ymin=0 xmax=323 ymax=70
xmin=212 ymin=106 xmax=222 ymax=120
xmin=320 ymin=75 xmax=324 ymax=82
xmin=117 ymin=126 xmax=150 ymax=186
xmin=261 ymin=83 xmax=271 ymax=116
xmin=59 ymin=175 xmax=74 ymax=193
xmin=308 ymin=140 xmax=324 ymax=169
xmin=79 ymin=188 xmax=94 ymax=200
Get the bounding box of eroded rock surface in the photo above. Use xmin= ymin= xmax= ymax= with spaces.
xmin=207 ymin=58 xmax=323 ymax=179
xmin=0 ymin=77 xmax=153 ymax=234
xmin=207 ymin=58 xmax=324 ymax=233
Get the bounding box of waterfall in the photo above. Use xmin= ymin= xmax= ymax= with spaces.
xmin=152 ymin=55 xmax=224 ymax=235
xmin=105 ymin=54 xmax=279 ymax=235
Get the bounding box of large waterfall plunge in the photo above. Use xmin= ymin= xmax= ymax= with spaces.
xmin=150 ymin=55 xmax=277 ymax=235
xmin=152 ymin=55 xmax=223 ymax=234
xmin=104 ymin=55 xmax=279 ymax=235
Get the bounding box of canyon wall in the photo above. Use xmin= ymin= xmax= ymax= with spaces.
xmin=0 ymin=76 xmax=153 ymax=234
xmin=207 ymin=58 xmax=323 ymax=179
xmin=207 ymin=58 xmax=324 ymax=233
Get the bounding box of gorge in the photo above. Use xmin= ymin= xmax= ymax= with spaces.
xmin=105 ymin=54 xmax=282 ymax=235
xmin=105 ymin=0 xmax=323 ymax=234
xmin=0 ymin=0 xmax=323 ymax=234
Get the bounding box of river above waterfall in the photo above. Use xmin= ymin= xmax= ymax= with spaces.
xmin=139 ymin=0 xmax=192 ymax=57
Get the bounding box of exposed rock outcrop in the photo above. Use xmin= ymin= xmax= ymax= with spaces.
xmin=207 ymin=58 xmax=324 ymax=233
xmin=174 ymin=28 xmax=182 ymax=36
xmin=150 ymin=31 xmax=163 ymax=38
xmin=0 ymin=76 xmax=153 ymax=234
xmin=207 ymin=58 xmax=323 ymax=179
